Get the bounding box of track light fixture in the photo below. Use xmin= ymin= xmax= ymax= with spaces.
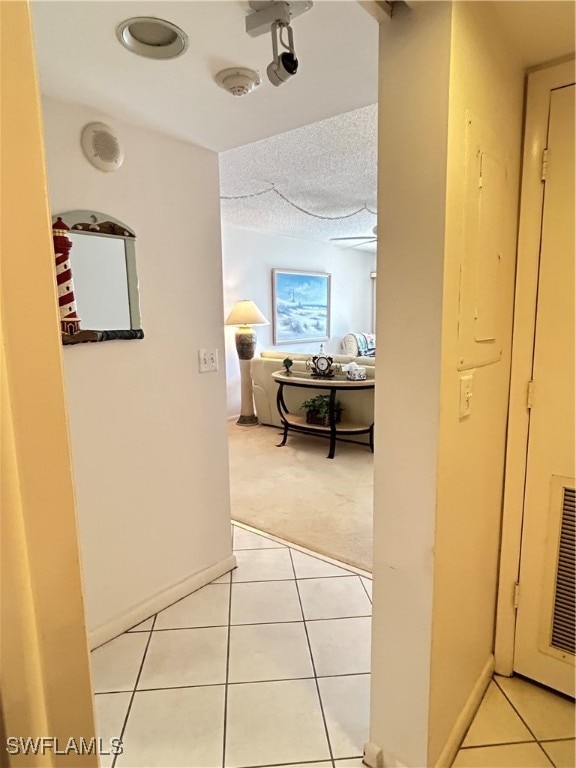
xmin=245 ymin=1 xmax=312 ymax=87
xmin=267 ymin=20 xmax=298 ymax=86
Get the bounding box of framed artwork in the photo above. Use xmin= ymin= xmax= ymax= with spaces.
xmin=272 ymin=269 xmax=331 ymax=344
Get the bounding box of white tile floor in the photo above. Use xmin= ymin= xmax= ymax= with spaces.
xmin=92 ymin=523 xmax=575 ymax=768
xmin=453 ymin=675 xmax=575 ymax=767
xmin=92 ymin=523 xmax=372 ymax=768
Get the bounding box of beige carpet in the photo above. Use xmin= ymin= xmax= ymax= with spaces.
xmin=228 ymin=422 xmax=373 ymax=572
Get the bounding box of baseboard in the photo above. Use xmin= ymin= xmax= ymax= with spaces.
xmin=88 ymin=553 xmax=237 ymax=650
xmin=364 ymin=741 xmax=408 ymax=768
xmin=434 ymin=654 xmax=495 ymax=768
xmin=364 ymin=741 xmax=384 ymax=768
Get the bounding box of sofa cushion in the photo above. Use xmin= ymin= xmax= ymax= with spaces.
xmin=260 ymin=349 xmax=356 ymax=365
xmin=342 ymin=333 xmax=376 ymax=357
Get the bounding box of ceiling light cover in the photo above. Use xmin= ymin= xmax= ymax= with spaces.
xmin=116 ymin=17 xmax=188 ymax=60
xmin=215 ymin=68 xmax=261 ymax=97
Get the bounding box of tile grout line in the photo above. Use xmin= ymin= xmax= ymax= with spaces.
xmin=123 ymin=614 xmax=373 ymax=637
xmin=538 ymin=741 xmax=560 ymax=768
xmin=288 ymin=548 xmax=336 ymax=768
xmin=96 ymin=670 xmax=372 ymax=697
xmin=491 ymin=677 xmax=558 ymax=766
xmin=459 ymin=738 xmax=543 ymax=750
xmin=492 ymin=677 xmax=544 ymax=742
xmin=110 ymin=614 xmax=157 ymax=768
xmin=358 ymin=576 xmax=372 ymax=604
xmin=222 ymin=574 xmax=234 ymax=768
xmin=233 ymin=759 xmax=341 ymax=768
xmin=103 ymin=567 xmax=370 ymax=645
xmin=233 ymin=758 xmax=363 ymax=768
xmin=458 ymin=739 xmax=556 ymax=767
xmin=94 ymin=582 xmax=229 ymax=649
xmin=233 ymin=575 xmax=360 ymax=583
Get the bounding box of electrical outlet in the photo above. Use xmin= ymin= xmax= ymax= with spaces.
xmin=198 ymin=348 xmax=219 ymax=373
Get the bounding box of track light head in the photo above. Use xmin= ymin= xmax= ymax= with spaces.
xmin=267 ymin=50 xmax=298 ymax=86
xmin=245 ymin=3 xmax=309 ymax=87
xmin=267 ymin=20 xmax=298 ymax=87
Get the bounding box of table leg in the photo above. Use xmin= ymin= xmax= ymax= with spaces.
xmin=369 ymin=424 xmax=374 ymax=453
xmin=276 ymin=382 xmax=289 ymax=447
xmin=277 ymin=424 xmax=289 ymax=447
xmin=327 ymin=388 xmax=337 ymax=459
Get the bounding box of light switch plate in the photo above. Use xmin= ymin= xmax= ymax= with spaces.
xmin=198 ymin=348 xmax=218 ymax=373
xmin=459 ymin=373 xmax=474 ymax=418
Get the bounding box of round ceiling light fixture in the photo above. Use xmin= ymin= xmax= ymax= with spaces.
xmin=116 ymin=17 xmax=188 ymax=60
xmin=215 ymin=67 xmax=261 ymax=97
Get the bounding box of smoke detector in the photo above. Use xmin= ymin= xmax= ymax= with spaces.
xmin=215 ymin=67 xmax=261 ymax=97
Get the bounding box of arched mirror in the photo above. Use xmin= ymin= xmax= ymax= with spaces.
xmin=52 ymin=211 xmax=144 ymax=344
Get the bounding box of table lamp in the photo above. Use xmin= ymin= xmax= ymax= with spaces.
xmin=225 ymin=299 xmax=269 ymax=426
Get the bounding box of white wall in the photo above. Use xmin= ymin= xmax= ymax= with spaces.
xmin=370 ymin=4 xmax=453 ymax=766
xmin=41 ymin=97 xmax=233 ymax=637
xmin=222 ymin=225 xmax=376 ymax=417
xmin=370 ymin=2 xmax=524 ymax=766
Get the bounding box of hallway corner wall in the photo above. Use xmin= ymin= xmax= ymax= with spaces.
xmin=430 ymin=3 xmax=525 ymax=762
xmin=40 ymin=97 xmax=233 ymax=638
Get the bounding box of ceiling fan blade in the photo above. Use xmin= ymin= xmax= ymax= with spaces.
xmin=330 ymin=236 xmax=377 ymax=242
xmin=348 ymin=238 xmax=377 ymax=248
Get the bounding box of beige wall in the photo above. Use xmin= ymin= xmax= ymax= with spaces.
xmin=371 ymin=2 xmax=524 ymax=765
xmin=370 ymin=3 xmax=453 ymax=766
xmin=0 ymin=3 xmax=96 ymax=764
xmin=429 ymin=2 xmax=524 ymax=763
xmin=40 ymin=97 xmax=233 ymax=640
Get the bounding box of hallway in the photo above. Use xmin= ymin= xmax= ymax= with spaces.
xmin=92 ymin=523 xmax=372 ymax=767
xmin=91 ymin=523 xmax=574 ymax=767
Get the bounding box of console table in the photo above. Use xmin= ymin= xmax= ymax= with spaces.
xmin=272 ymin=371 xmax=375 ymax=459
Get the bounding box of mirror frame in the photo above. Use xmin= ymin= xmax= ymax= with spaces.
xmin=52 ymin=211 xmax=144 ymax=345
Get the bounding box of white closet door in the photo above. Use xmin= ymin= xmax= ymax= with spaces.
xmin=513 ymin=83 xmax=575 ymax=696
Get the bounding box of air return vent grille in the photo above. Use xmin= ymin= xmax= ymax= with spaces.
xmin=551 ymin=486 xmax=575 ymax=655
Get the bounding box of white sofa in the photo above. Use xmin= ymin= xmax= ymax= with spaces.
xmin=251 ymin=350 xmax=375 ymax=430
xmin=341 ymin=332 xmax=376 ymax=357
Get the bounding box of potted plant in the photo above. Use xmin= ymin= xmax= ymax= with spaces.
xmin=282 ymin=357 xmax=294 ymax=375
xmin=300 ymin=394 xmax=342 ymax=426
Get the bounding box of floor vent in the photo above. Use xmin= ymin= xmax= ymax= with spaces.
xmin=551 ymin=486 xmax=575 ymax=655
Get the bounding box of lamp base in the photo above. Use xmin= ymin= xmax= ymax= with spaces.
xmin=237 ymin=414 xmax=259 ymax=426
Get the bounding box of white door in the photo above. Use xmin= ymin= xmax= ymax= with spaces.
xmin=513 ymin=84 xmax=575 ymax=696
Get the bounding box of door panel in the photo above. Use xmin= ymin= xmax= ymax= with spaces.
xmin=514 ymin=84 xmax=575 ymax=695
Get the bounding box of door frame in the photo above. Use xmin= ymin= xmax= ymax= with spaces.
xmin=494 ymin=57 xmax=576 ymax=676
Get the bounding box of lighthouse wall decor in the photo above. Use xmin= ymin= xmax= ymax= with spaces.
xmin=272 ymin=268 xmax=331 ymax=345
xmin=51 ymin=211 xmax=144 ymax=344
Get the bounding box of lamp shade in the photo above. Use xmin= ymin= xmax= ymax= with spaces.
xmin=225 ymin=300 xmax=269 ymax=327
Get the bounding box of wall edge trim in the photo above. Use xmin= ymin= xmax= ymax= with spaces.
xmin=88 ymin=553 xmax=237 ymax=650
xmin=433 ymin=655 xmax=494 ymax=768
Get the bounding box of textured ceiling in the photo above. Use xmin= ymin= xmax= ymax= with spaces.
xmin=31 ymin=0 xmax=379 ymax=152
xmin=31 ymin=1 xmax=574 ymax=250
xmin=220 ymin=104 xmax=378 ymax=248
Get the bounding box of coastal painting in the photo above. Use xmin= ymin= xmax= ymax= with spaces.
xmin=272 ymin=269 xmax=331 ymax=344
